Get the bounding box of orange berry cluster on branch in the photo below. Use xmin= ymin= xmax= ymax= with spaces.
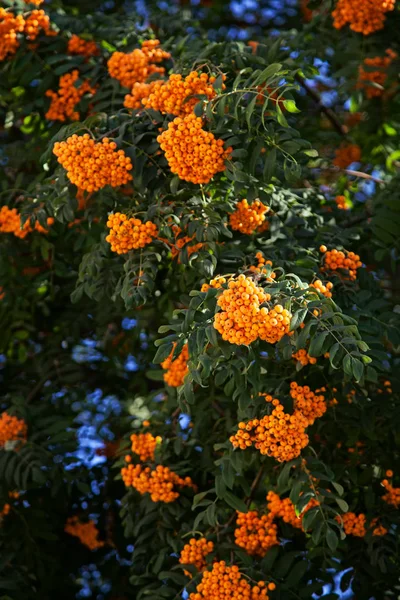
xmin=67 ymin=34 xmax=99 ymax=57
xmin=106 ymin=213 xmax=158 ymax=254
xmin=161 ymin=343 xmax=189 ymax=387
xmin=333 ymin=144 xmax=361 ymax=168
xmin=0 ymin=206 xmax=53 ymax=239
xmin=188 ymin=561 xmax=271 ymax=600
xmin=53 ymin=135 xmax=133 ymax=192
xmin=121 ymin=464 xmax=195 ymax=503
xmin=249 ymin=253 xmax=276 ymax=280
xmin=159 ymin=224 xmax=204 ymax=261
xmin=381 ymin=478 xmax=400 ymax=508
xmin=0 ymin=9 xmax=25 ymax=61
xmin=107 ymin=39 xmax=170 ymax=89
xmin=320 ymin=246 xmax=362 ymax=281
xmin=179 ymin=537 xmax=214 ymax=576
xmin=201 ymin=276 xmax=228 ymax=292
xmin=0 ymin=413 xmax=27 ymax=448
xmin=124 ymin=79 xmax=162 ymax=110
xmin=45 ymin=70 xmax=96 ymax=122
xmin=292 ymin=349 xmax=317 ymax=367
xmin=0 ymin=492 xmax=19 ymax=520
xmin=213 ymin=275 xmax=291 ymax=346
xmin=229 ymin=199 xmax=270 ymax=235
xmin=332 ymin=0 xmax=395 ymax=35
xmin=65 ymin=517 xmax=105 ymax=550
xmin=334 ymin=195 xmax=350 ymax=210
xmin=24 ymin=9 xmax=54 ymax=40
xmin=230 ymin=394 xmax=309 ymax=462
xmin=157 ymin=114 xmax=232 ymax=184
xmin=289 ymin=382 xmax=327 ymax=426
xmin=266 ymin=491 xmax=318 ymax=530
xmin=370 ymin=518 xmax=388 ymax=536
xmin=357 ymin=50 xmax=397 ymax=99
xmin=142 ymin=71 xmax=222 ymax=116
xmin=129 ymin=432 xmax=161 ymax=462
xmin=234 ymin=510 xmax=278 ymax=556
xmin=337 ymin=512 xmax=388 ymax=537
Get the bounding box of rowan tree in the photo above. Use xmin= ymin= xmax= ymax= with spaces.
xmin=0 ymin=1 xmax=400 ymax=599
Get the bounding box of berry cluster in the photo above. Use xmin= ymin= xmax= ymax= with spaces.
xmin=24 ymin=10 xmax=54 ymax=40
xmin=266 ymin=491 xmax=318 ymax=530
xmin=159 ymin=224 xmax=204 ymax=261
xmin=229 ymin=199 xmax=270 ymax=235
xmin=53 ymin=135 xmax=133 ymax=192
xmin=188 ymin=562 xmax=272 ymax=600
xmin=201 ymin=276 xmax=228 ymax=292
xmin=332 ymin=0 xmax=395 ymax=35
xmin=107 ymin=39 xmax=170 ymax=89
xmin=357 ymin=49 xmax=397 ymax=99
xmin=106 ymin=213 xmax=158 ymax=254
xmin=249 ymin=253 xmax=276 ymax=280
xmin=334 ymin=195 xmax=350 ymax=210
xmin=289 ymin=382 xmax=327 ymax=426
xmin=124 ymin=79 xmax=162 ymax=110
xmin=320 ymin=246 xmax=362 ymax=281
xmin=129 ymin=432 xmax=161 ymax=462
xmin=179 ymin=537 xmax=214 ymax=576
xmin=256 ymin=85 xmax=285 ymax=112
xmin=0 ymin=492 xmax=19 ymax=520
xmin=300 ymin=0 xmax=313 ymax=21
xmin=67 ymin=34 xmax=99 ymax=57
xmin=0 ymin=206 xmax=53 ymax=238
xmin=65 ymin=517 xmax=105 ymax=550
xmin=157 ymin=114 xmax=232 ymax=184
xmin=381 ymin=478 xmax=400 ymax=508
xmin=292 ymin=349 xmax=317 ymax=367
xmin=214 ymin=275 xmax=271 ymax=345
xmin=230 ymin=395 xmax=309 ymax=462
xmin=378 ymin=379 xmax=393 ymax=394
xmin=142 ymin=71 xmax=222 ymax=116
xmin=310 ymin=279 xmax=333 ymax=298
xmin=213 ymin=275 xmax=291 ymax=346
xmin=121 ymin=464 xmax=195 ymax=503
xmin=0 ymin=9 xmax=25 ymax=61
xmin=341 ymin=512 xmax=367 ymax=537
xmin=370 ymin=518 xmax=388 ymax=536
xmin=45 ymin=70 xmax=96 ymax=122
xmin=234 ymin=510 xmax=278 ymax=556
xmin=0 ymin=413 xmax=27 ymax=448
xmin=333 ymin=144 xmax=361 ymax=168
xmin=161 ymin=343 xmax=189 ymax=387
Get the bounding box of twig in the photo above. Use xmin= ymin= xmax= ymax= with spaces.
xmin=212 ymin=401 xmax=225 ymax=417
xmin=295 ymin=74 xmax=347 ymax=137
xmin=245 ymin=465 xmax=265 ymax=507
xmin=343 ymin=169 xmax=384 ymax=184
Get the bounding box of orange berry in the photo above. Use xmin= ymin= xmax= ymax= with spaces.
xmin=65 ymin=517 xmax=104 ymax=550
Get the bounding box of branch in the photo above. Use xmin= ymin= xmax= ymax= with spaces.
xmin=343 ymin=169 xmax=385 ymax=185
xmin=323 ymin=167 xmax=385 ymax=185
xmin=295 ymin=74 xmax=347 ymax=137
xmin=245 ymin=465 xmax=265 ymax=507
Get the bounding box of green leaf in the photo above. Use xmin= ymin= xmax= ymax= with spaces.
xmin=263 ymin=148 xmax=277 ymax=182
xmin=308 ymin=331 xmax=329 ymax=357
xmin=153 ymin=343 xmax=173 ymax=364
xmin=290 ymin=308 xmax=307 ymax=332
xmin=246 ymin=95 xmax=258 ymax=129
xmin=223 ymin=491 xmax=248 ymax=513
xmin=335 ymin=498 xmax=349 ymax=513
xmin=326 ymin=527 xmax=339 ymax=552
xmin=283 ymin=99 xmax=300 ymax=113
